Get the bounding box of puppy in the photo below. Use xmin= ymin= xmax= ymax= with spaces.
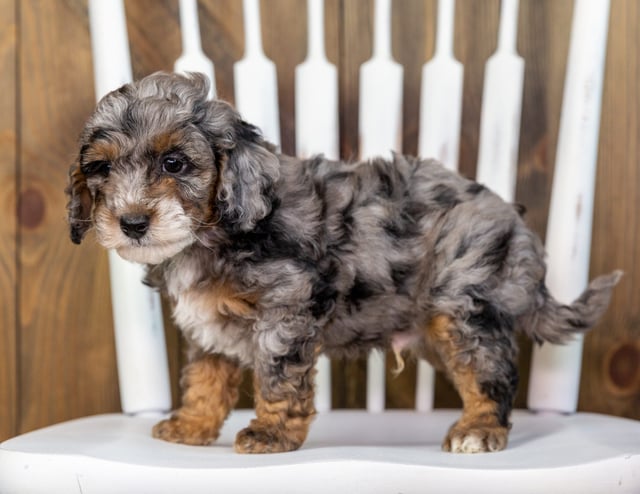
xmin=66 ymin=72 xmax=620 ymax=454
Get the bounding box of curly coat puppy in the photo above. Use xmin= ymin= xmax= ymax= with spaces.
xmin=66 ymin=72 xmax=620 ymax=454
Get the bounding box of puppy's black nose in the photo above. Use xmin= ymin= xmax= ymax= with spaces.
xmin=120 ymin=214 xmax=150 ymax=240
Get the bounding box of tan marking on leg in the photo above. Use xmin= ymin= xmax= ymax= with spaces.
xmin=234 ymin=372 xmax=316 ymax=454
xmin=421 ymin=314 xmax=452 ymax=371
xmin=425 ymin=315 xmax=509 ymax=453
xmin=153 ymin=354 xmax=242 ymax=445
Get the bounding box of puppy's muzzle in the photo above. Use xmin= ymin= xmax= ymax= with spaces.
xmin=120 ymin=214 xmax=150 ymax=240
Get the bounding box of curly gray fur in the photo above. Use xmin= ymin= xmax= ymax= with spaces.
xmin=66 ymin=72 xmax=621 ymax=452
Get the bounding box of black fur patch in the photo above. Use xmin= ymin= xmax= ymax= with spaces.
xmin=390 ymin=262 xmax=414 ymax=294
xmin=384 ymin=200 xmax=428 ymax=241
xmin=480 ymin=361 xmax=519 ymax=427
xmin=476 ymin=227 xmax=514 ymax=269
xmin=514 ymin=203 xmax=527 ymax=217
xmin=466 ymin=182 xmax=486 ymax=195
xmin=432 ymin=184 xmax=461 ymax=209
xmin=88 ymin=128 xmax=112 ymax=144
xmin=377 ymin=170 xmax=394 ymax=198
xmin=121 ymin=102 xmax=139 ymax=136
xmin=346 ymin=276 xmax=380 ymax=311
xmin=454 ymin=236 xmax=472 ymax=259
xmin=309 ymin=259 xmax=339 ymax=319
xmin=235 ymin=119 xmax=262 ymax=143
xmin=466 ymin=294 xmax=514 ymax=334
xmin=223 ymin=197 xmax=304 ymax=262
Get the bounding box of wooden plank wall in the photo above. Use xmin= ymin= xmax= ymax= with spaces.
xmin=1 ymin=0 xmax=638 ymax=441
xmin=0 ymin=0 xmax=18 ymax=442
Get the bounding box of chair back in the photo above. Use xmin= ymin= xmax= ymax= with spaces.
xmin=88 ymin=0 xmax=611 ymax=417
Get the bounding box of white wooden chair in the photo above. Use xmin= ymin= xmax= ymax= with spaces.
xmin=1 ymin=1 xmax=638 ymax=493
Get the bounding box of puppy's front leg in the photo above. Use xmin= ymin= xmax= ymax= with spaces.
xmin=235 ymin=341 xmax=317 ymax=454
xmin=153 ymin=353 xmax=242 ymax=445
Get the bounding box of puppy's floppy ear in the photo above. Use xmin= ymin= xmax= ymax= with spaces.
xmin=65 ymin=159 xmax=93 ymax=244
xmin=197 ymin=98 xmax=280 ymax=232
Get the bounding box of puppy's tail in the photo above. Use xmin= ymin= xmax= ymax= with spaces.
xmin=521 ymin=270 xmax=623 ymax=344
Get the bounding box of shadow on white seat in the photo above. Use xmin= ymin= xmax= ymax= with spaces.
xmin=2 ymin=0 xmax=639 ymax=492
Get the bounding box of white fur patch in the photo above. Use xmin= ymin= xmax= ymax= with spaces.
xmin=450 ymin=433 xmax=485 ymax=453
xmin=166 ymin=256 xmax=254 ymax=365
xmin=94 ymin=186 xmax=195 ymax=264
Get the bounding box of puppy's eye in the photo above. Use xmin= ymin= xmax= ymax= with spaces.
xmin=162 ymin=156 xmax=186 ymax=174
xmin=81 ymin=160 xmax=111 ymax=177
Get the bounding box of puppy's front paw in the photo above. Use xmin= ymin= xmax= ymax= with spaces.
xmin=234 ymin=423 xmax=303 ymax=454
xmin=442 ymin=422 xmax=508 ymax=453
xmin=152 ymin=415 xmax=220 ymax=446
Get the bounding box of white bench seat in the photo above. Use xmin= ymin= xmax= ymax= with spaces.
xmin=1 ymin=410 xmax=639 ymax=493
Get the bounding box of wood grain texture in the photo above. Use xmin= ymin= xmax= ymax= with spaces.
xmin=0 ymin=0 xmax=17 ymax=442
xmin=17 ymin=0 xmax=119 ymax=433
xmin=580 ymin=0 xmax=640 ymax=418
xmin=2 ymin=0 xmax=638 ymax=431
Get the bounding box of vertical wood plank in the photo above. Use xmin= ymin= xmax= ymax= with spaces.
xmin=516 ymin=0 xmax=573 ymax=243
xmin=261 ymin=0 xmax=306 ymax=156
xmin=198 ymin=0 xmax=244 ymax=103
xmin=338 ymin=0 xmax=373 ymax=162
xmin=455 ymin=0 xmax=500 ymax=179
xmin=393 ymin=0 xmax=435 ymax=157
xmin=580 ymin=0 xmax=640 ymax=418
xmin=0 ymin=0 xmax=18 ymax=441
xmin=18 ymin=0 xmax=119 ymax=433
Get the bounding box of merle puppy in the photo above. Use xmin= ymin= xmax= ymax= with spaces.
xmin=66 ymin=72 xmax=620 ymax=454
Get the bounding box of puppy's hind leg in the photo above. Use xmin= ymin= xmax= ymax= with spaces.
xmin=425 ymin=314 xmax=518 ymax=453
xmin=153 ymin=353 xmax=242 ymax=445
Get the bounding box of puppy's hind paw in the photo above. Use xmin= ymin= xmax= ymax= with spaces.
xmin=442 ymin=424 xmax=509 ymax=453
xmin=152 ymin=415 xmax=220 ymax=446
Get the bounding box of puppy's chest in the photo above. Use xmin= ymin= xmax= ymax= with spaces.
xmin=164 ymin=263 xmax=256 ymax=363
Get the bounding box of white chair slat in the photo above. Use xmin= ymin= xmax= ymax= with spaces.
xmin=295 ymin=0 xmax=339 ymax=161
xmin=234 ymin=0 xmax=281 ymax=148
xmin=174 ymin=0 xmax=216 ymax=99
xmin=418 ymin=0 xmax=463 ymax=172
xmin=475 ymin=0 xmax=524 ymax=203
xmin=528 ymin=0 xmax=611 ymax=413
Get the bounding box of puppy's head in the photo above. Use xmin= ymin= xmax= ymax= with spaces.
xmin=66 ymin=72 xmax=279 ymax=264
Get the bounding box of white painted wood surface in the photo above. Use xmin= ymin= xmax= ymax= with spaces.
xmin=359 ymin=0 xmax=403 ymax=161
xmin=295 ymin=0 xmax=339 ymax=161
xmin=527 ymin=0 xmax=611 ymax=413
xmin=418 ymin=0 xmax=463 ymax=172
xmin=88 ymin=0 xmax=171 ymax=417
xmin=174 ymin=0 xmax=216 ymax=99
xmin=475 ymin=0 xmax=524 ymax=203
xmin=2 ymin=410 xmax=639 ymax=493
xmin=234 ymin=0 xmax=281 ymax=148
